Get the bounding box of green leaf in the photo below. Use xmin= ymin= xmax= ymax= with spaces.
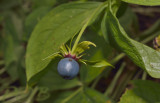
xmin=119 ymin=80 xmax=160 ymax=103
xmin=24 ymin=6 xmax=51 ymax=41
xmin=2 ymin=16 xmax=25 ymax=81
xmin=82 ymin=59 xmax=113 ymax=68
xmin=62 ymin=88 xmax=109 ymax=103
xmin=32 ymin=0 xmax=57 ymax=9
xmin=42 ymin=91 xmax=73 ymax=103
xmin=38 ymin=63 xmax=80 ymax=91
xmin=74 ymin=41 xmax=96 ymax=55
xmin=122 ymin=0 xmax=160 ymax=6
xmin=101 ymin=7 xmax=160 ymax=78
xmin=26 ymin=2 xmax=105 ymax=86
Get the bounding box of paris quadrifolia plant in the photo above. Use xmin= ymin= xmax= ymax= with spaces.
xmin=42 ymin=32 xmax=113 ymax=79
xmin=41 ymin=1 xmax=115 ymax=79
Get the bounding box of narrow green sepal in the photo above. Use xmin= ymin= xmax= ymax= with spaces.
xmin=78 ymin=59 xmax=87 ymax=65
xmin=59 ymin=44 xmax=69 ymax=56
xmin=42 ymin=52 xmax=63 ymax=61
xmin=73 ymin=41 xmax=96 ymax=55
xmin=80 ymin=59 xmax=114 ymax=68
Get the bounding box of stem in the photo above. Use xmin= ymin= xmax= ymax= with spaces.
xmin=142 ymin=71 xmax=147 ymax=80
xmin=71 ymin=3 xmax=107 ymax=54
xmin=4 ymin=93 xmax=29 ymax=103
xmin=0 ymin=90 xmax=24 ymax=101
xmin=62 ymin=87 xmax=82 ymax=103
xmin=133 ymin=70 xmax=143 ymax=80
xmin=104 ymin=62 xmax=126 ymax=96
xmin=110 ymin=53 xmax=125 ymax=64
xmin=0 ymin=68 xmax=5 ymax=75
xmin=141 ymin=31 xmax=160 ymax=44
xmin=25 ymin=87 xmax=39 ymax=103
xmin=112 ymin=69 xmax=136 ymax=101
xmin=91 ymin=74 xmax=101 ymax=88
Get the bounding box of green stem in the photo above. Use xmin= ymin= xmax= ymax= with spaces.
xmin=91 ymin=74 xmax=101 ymax=88
xmin=0 ymin=90 xmax=24 ymax=101
xmin=71 ymin=2 xmax=107 ymax=54
xmin=0 ymin=68 xmax=5 ymax=75
xmin=141 ymin=31 xmax=160 ymax=44
xmin=142 ymin=71 xmax=147 ymax=80
xmin=112 ymin=69 xmax=136 ymax=101
xmin=110 ymin=53 xmax=125 ymax=64
xmin=4 ymin=93 xmax=29 ymax=103
xmin=133 ymin=70 xmax=143 ymax=80
xmin=62 ymin=87 xmax=82 ymax=103
xmin=104 ymin=62 xmax=126 ymax=96
xmin=25 ymin=86 xmax=39 ymax=103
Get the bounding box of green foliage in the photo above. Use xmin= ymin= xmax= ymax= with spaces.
xmin=38 ymin=63 xmax=80 ymax=91
xmin=122 ymin=0 xmax=160 ymax=6
xmin=32 ymin=0 xmax=57 ymax=8
xmin=80 ymin=28 xmax=113 ymax=83
xmin=24 ymin=6 xmax=51 ymax=41
xmin=1 ymin=0 xmax=160 ymax=103
xmin=101 ymin=6 xmax=160 ymax=78
xmin=26 ymin=2 xmax=105 ymax=86
xmin=119 ymin=80 xmax=160 ymax=103
xmin=61 ymin=88 xmax=109 ymax=103
xmin=2 ymin=14 xmax=26 ymax=83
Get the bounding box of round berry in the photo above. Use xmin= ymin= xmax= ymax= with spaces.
xmin=57 ymin=58 xmax=79 ymax=79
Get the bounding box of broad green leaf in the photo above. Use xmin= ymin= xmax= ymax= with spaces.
xmin=74 ymin=41 xmax=96 ymax=55
xmin=122 ymin=0 xmax=160 ymax=6
xmin=32 ymin=0 xmax=57 ymax=9
xmin=26 ymin=2 xmax=105 ymax=86
xmin=41 ymin=91 xmax=73 ymax=103
xmin=101 ymin=8 xmax=160 ymax=78
xmin=38 ymin=63 xmax=80 ymax=91
xmin=24 ymin=6 xmax=51 ymax=41
xmin=119 ymin=80 xmax=160 ymax=103
xmin=61 ymin=88 xmax=109 ymax=103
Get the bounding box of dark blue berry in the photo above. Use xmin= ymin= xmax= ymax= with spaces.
xmin=57 ymin=58 xmax=79 ymax=79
